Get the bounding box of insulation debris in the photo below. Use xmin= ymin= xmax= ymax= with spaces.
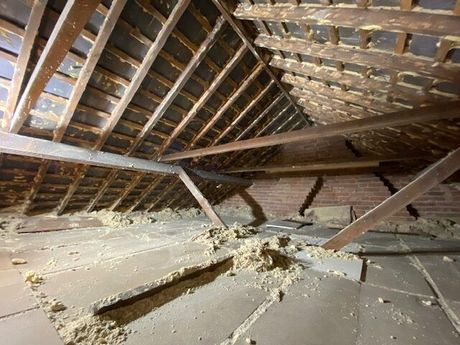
xmin=376 ymin=218 xmax=460 ymax=240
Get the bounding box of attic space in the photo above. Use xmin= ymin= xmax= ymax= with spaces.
xmin=1 ymin=0 xmax=460 ymax=344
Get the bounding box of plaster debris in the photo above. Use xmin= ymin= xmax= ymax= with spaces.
xmin=47 ymin=299 xmax=67 ymax=312
xmin=442 ymin=256 xmax=455 ymax=262
xmin=421 ymin=300 xmax=435 ymax=306
xmin=24 ymin=271 xmax=43 ymax=285
xmin=11 ymin=257 xmax=27 ymax=265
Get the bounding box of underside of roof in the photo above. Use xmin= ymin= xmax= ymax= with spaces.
xmin=0 ymin=0 xmax=459 ymax=215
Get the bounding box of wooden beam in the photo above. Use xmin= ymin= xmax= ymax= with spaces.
xmin=255 ymin=35 xmax=460 ymax=83
xmin=322 ymin=148 xmax=460 ymax=250
xmin=288 ymin=80 xmax=401 ymax=114
xmin=233 ymin=3 xmax=459 ymax=38
xmin=0 ymin=132 xmax=252 ymax=185
xmin=177 ymin=167 xmax=226 ymax=227
xmin=54 ymin=0 xmax=191 ymax=214
xmin=224 ymin=156 xmax=425 ymax=173
xmin=127 ymin=16 xmax=226 ymax=155
xmin=54 ymin=0 xmax=127 ymax=142
xmin=160 ymin=101 xmax=460 ymax=161
xmin=9 ymin=0 xmax=101 ymax=133
xmin=155 ymin=44 xmax=248 ymax=157
xmin=21 ymin=0 xmax=127 ymax=214
xmin=187 ymin=63 xmax=265 ymax=149
xmin=4 ymin=0 xmax=47 ymax=129
xmin=270 ymin=58 xmax=448 ymax=104
xmin=211 ymin=80 xmax=275 ymax=145
xmin=210 ymin=0 xmax=309 ymax=125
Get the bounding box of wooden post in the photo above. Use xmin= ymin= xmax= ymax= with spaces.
xmin=322 ymin=148 xmax=460 ymax=250
xmin=176 ymin=167 xmax=227 ymax=228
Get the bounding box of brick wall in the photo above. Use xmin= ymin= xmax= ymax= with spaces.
xmin=219 ymin=137 xmax=460 ymax=222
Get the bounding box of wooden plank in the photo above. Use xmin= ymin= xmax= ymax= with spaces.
xmin=17 ymin=216 xmax=104 ymax=233
xmin=160 ymin=101 xmax=460 ymax=161
xmin=234 ymin=3 xmax=460 ymax=37
xmin=322 ymin=148 xmax=460 ymax=250
xmin=177 ymin=167 xmax=226 ymax=227
xmin=9 ymin=0 xmax=101 ymax=133
xmin=210 ymin=0 xmax=309 ymax=125
xmin=155 ymin=43 xmax=248 ymax=157
xmin=4 ymin=0 xmax=47 ymax=129
xmin=127 ymin=16 xmax=226 ymax=155
xmin=254 ymin=35 xmax=460 ymax=82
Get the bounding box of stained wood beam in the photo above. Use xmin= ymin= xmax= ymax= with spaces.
xmin=127 ymin=16 xmax=226 ymax=155
xmin=0 ymin=132 xmax=252 ymax=185
xmin=224 ymin=156 xmax=425 ymax=173
xmin=234 ymin=3 xmax=460 ymax=38
xmin=54 ymin=0 xmax=191 ymax=214
xmin=210 ymin=0 xmax=309 ymax=125
xmin=161 ymin=101 xmax=460 ymax=161
xmin=177 ymin=167 xmax=226 ymax=227
xmin=21 ymin=0 xmax=127 ymax=214
xmin=4 ymin=0 xmax=47 ymax=129
xmin=323 ymin=148 xmax=460 ymax=250
xmin=255 ymin=35 xmax=460 ymax=83
xmin=270 ymin=58 xmax=449 ymax=104
xmin=187 ymin=63 xmax=265 ymax=150
xmin=9 ymin=0 xmax=101 ymax=133
xmin=155 ymin=44 xmax=248 ymax=157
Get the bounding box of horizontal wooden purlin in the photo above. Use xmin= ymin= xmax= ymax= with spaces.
xmin=224 ymin=156 xmax=427 ymax=174
xmin=186 ymin=168 xmax=252 ymax=187
xmin=0 ymin=133 xmax=252 ymax=186
xmin=233 ymin=4 xmax=460 ymax=38
xmin=270 ymin=58 xmax=450 ymax=103
xmin=255 ymin=35 xmax=460 ymax=82
xmin=160 ymin=101 xmax=460 ymax=161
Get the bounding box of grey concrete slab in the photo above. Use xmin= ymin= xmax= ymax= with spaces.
xmin=447 ymin=299 xmax=460 ymax=321
xmin=416 ymin=254 xmax=460 ymax=302
xmin=123 ymin=272 xmax=268 ymax=345
xmin=0 ymin=308 xmax=63 ymax=345
xmin=235 ymin=269 xmax=361 ymax=345
xmin=36 ymin=241 xmax=219 ymax=311
xmin=357 ymin=284 xmax=459 ymax=345
xmin=364 ymin=256 xmax=434 ymax=296
xmin=0 ymin=269 xmax=36 ymax=317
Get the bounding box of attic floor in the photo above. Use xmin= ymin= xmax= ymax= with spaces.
xmin=1 ymin=215 xmax=459 ymax=345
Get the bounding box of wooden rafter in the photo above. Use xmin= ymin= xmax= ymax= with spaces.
xmin=323 ymin=147 xmax=460 ymax=250
xmin=234 ymin=3 xmax=460 ymax=38
xmin=9 ymin=0 xmax=101 ymax=133
xmin=54 ymin=0 xmax=191 ymax=215
xmin=155 ymin=44 xmax=248 ymax=157
xmin=3 ymin=0 xmax=47 ymax=129
xmin=21 ymin=0 xmax=127 ymax=213
xmin=161 ymin=101 xmax=460 ymax=161
xmin=210 ymin=0 xmax=309 ymax=126
xmin=254 ymin=35 xmax=460 ymax=83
